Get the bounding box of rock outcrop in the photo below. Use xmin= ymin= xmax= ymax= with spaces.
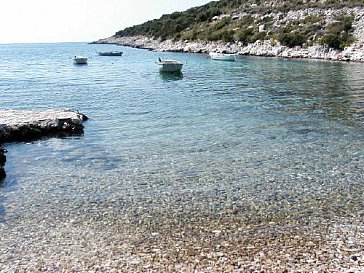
xmin=0 ymin=109 xmax=88 ymax=143
xmin=0 ymin=146 xmax=6 ymax=182
xmin=0 ymin=109 xmax=88 ymax=183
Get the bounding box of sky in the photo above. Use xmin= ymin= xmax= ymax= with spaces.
xmin=0 ymin=0 xmax=212 ymax=44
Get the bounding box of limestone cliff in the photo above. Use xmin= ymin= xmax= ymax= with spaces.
xmin=96 ymin=0 xmax=364 ymax=62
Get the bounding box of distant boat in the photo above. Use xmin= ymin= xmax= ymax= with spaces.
xmin=72 ymin=56 xmax=88 ymax=65
xmin=156 ymin=59 xmax=183 ymax=73
xmin=209 ymin=52 xmax=236 ymax=61
xmin=97 ymin=51 xmax=123 ymax=56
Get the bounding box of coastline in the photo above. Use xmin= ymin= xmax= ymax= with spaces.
xmin=95 ymin=35 xmax=364 ymax=63
xmin=1 ymin=44 xmax=363 ymax=272
xmin=0 ymin=109 xmax=87 ymax=183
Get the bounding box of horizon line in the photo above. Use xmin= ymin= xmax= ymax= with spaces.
xmin=0 ymin=40 xmax=94 ymax=46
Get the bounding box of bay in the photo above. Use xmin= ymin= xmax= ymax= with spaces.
xmin=0 ymin=42 xmax=363 ymax=270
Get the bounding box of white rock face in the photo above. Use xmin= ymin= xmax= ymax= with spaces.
xmin=96 ymin=34 xmax=364 ymax=62
xmin=0 ymin=109 xmax=87 ymax=142
xmin=0 ymin=109 xmax=84 ymax=127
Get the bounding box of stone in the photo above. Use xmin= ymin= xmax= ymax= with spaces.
xmin=0 ymin=154 xmax=5 ymax=166
xmin=0 ymin=167 xmax=5 ymax=181
xmin=0 ymin=146 xmax=6 ymax=166
xmin=0 ymin=109 xmax=87 ymax=143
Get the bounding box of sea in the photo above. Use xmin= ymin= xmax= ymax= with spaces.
xmin=0 ymin=42 xmax=363 ymax=259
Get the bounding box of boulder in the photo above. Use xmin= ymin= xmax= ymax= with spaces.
xmin=0 ymin=109 xmax=87 ymax=143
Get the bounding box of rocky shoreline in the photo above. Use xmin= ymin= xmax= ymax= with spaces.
xmin=0 ymin=109 xmax=88 ymax=183
xmin=95 ymin=5 xmax=364 ymax=62
xmin=95 ymin=34 xmax=364 ymax=62
xmin=0 ymin=109 xmax=88 ymax=144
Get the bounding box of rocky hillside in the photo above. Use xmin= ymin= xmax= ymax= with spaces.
xmin=96 ymin=0 xmax=364 ymax=62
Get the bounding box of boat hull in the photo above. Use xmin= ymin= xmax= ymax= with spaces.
xmin=209 ymin=53 xmax=236 ymax=61
xmin=98 ymin=51 xmax=123 ymax=56
xmin=72 ymin=56 xmax=88 ymax=64
xmin=157 ymin=60 xmax=183 ymax=73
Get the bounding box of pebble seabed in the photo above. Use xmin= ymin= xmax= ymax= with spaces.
xmin=0 ymin=124 xmax=363 ymax=271
xmin=0 ymin=166 xmax=363 ymax=272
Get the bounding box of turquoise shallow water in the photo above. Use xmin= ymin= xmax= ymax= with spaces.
xmin=0 ymin=42 xmax=363 ymax=224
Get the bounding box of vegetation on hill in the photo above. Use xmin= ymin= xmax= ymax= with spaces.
xmin=115 ymin=0 xmax=364 ymax=50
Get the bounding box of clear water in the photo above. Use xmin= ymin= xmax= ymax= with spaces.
xmin=0 ymin=42 xmax=363 ymax=226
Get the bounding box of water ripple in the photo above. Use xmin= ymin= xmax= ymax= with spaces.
xmin=0 ymin=43 xmax=363 ymax=221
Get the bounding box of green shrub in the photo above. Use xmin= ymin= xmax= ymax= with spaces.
xmin=319 ymin=33 xmax=356 ymax=50
xmin=114 ymin=0 xmax=363 ymax=45
xmin=239 ymin=15 xmax=254 ymax=26
xmin=221 ymin=30 xmax=235 ymax=42
xmin=277 ymin=32 xmax=307 ymax=47
xmin=212 ymin=17 xmax=232 ymax=31
xmin=197 ymin=7 xmax=222 ymax=22
xmin=250 ymin=31 xmax=267 ymax=42
xmin=319 ymin=15 xmax=356 ymax=50
xmin=238 ymin=28 xmax=254 ymax=44
xmin=207 ymin=32 xmax=222 ymax=41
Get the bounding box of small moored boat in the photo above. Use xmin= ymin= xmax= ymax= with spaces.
xmin=97 ymin=51 xmax=123 ymax=56
xmin=156 ymin=59 xmax=183 ymax=73
xmin=209 ymin=52 xmax=236 ymax=61
xmin=72 ymin=56 xmax=88 ymax=65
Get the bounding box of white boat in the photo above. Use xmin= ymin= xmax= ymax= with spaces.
xmin=209 ymin=52 xmax=236 ymax=61
xmin=156 ymin=59 xmax=183 ymax=73
xmin=72 ymin=56 xmax=88 ymax=64
xmin=97 ymin=51 xmax=123 ymax=56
